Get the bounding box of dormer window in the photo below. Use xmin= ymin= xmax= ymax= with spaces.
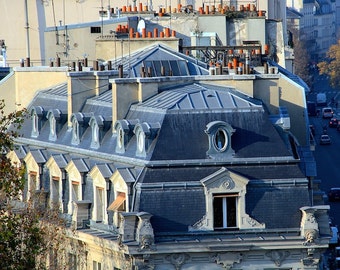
xmin=70 ymin=113 xmax=91 ymax=146
xmin=205 ymin=121 xmax=235 ymax=157
xmin=71 ymin=117 xmax=80 ymax=145
xmin=47 ymin=109 xmax=65 ymax=142
xmin=30 ymin=106 xmax=45 ymax=138
xmin=133 ymin=122 xmax=160 ymax=157
xmin=137 ymin=129 xmax=145 ymax=153
xmin=117 ymin=127 xmax=124 ymax=149
xmin=189 ymin=167 xmax=265 ymax=232
xmin=114 ymin=120 xmax=138 ymax=154
xmin=47 ymin=111 xmax=57 ymax=141
xmin=89 ymin=116 xmax=104 ymax=149
xmin=32 ymin=111 xmax=38 ymax=136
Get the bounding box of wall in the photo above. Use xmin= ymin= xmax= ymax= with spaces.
xmin=0 ymin=67 xmax=68 ymax=115
xmin=0 ymin=72 xmax=16 ymax=115
xmin=95 ymin=38 xmax=180 ymax=61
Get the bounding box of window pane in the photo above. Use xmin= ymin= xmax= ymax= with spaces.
xmin=178 ymin=60 xmax=189 ymax=75
xmin=213 ymin=195 xmax=237 ymax=229
xmin=153 ymin=61 xmax=162 ymax=76
xmin=213 ymin=197 xmax=223 ymax=228
xmin=161 ymin=60 xmax=170 ymax=75
xmin=169 ymin=60 xmax=180 ymax=75
xmin=227 ymin=196 xmax=237 ymax=227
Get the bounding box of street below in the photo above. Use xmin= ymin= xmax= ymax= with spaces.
xmin=308 ymin=74 xmax=340 ymax=227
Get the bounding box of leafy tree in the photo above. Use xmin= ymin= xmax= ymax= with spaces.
xmin=287 ymin=28 xmax=312 ymax=87
xmin=318 ymin=40 xmax=340 ymax=90
xmin=0 ymin=100 xmax=69 ymax=269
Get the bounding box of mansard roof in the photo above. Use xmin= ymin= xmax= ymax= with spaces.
xmin=19 ymin=80 xmax=295 ymax=165
xmin=13 ymin=57 xmax=311 ymax=236
xmin=136 ymin=164 xmax=309 ymax=232
xmin=108 ymin=43 xmax=209 ymax=77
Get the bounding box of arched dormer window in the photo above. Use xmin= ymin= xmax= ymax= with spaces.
xmin=89 ymin=115 xmax=105 ymax=149
xmin=71 ymin=116 xmax=80 ymax=145
xmin=114 ymin=119 xmax=138 ymax=154
xmin=133 ymin=122 xmax=160 ymax=157
xmin=70 ymin=113 xmax=91 ymax=145
xmin=46 ymin=109 xmax=61 ymax=141
xmin=205 ymin=121 xmax=235 ymax=157
xmin=30 ymin=106 xmax=45 ymax=138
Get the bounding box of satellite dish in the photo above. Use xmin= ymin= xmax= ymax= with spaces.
xmin=137 ymin=19 xmax=146 ymax=35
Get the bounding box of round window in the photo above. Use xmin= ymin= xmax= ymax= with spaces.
xmin=213 ymin=128 xmax=228 ymax=152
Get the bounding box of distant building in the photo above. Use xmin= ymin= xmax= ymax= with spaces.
xmin=6 ymin=43 xmax=330 ymax=269
xmin=286 ymin=0 xmax=337 ymax=62
xmin=1 ymin=0 xmax=288 ymax=67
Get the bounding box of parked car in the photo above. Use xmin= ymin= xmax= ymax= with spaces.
xmin=329 ymin=118 xmax=339 ymax=128
xmin=320 ymin=134 xmax=331 ymax=145
xmin=322 ymin=107 xmax=334 ymax=118
xmin=328 ymin=188 xmax=340 ymax=202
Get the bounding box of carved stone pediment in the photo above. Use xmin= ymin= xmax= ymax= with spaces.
xmin=200 ymin=167 xmax=248 ymax=193
xmin=190 ymin=167 xmax=265 ymax=231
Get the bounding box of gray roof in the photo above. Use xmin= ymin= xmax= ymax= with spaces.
xmin=137 ymin=165 xmax=308 ymax=232
xmin=14 ymin=44 xmax=311 ymax=236
xmin=109 ymin=44 xmax=209 ymax=77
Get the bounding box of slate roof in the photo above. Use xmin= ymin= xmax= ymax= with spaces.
xmin=14 ymin=44 xmax=312 ymax=237
xmin=126 ymin=83 xmax=293 ymax=161
xmin=137 ymin=164 xmax=309 ymax=232
xmin=108 ymin=43 xmax=209 ymax=77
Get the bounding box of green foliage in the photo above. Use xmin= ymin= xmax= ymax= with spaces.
xmin=0 ymin=100 xmax=68 ymax=269
xmin=318 ymin=40 xmax=340 ymax=89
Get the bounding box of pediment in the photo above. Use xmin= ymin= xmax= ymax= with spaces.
xmin=23 ymin=152 xmax=39 ymax=172
xmin=65 ymin=161 xmax=81 ymax=181
xmin=89 ymin=166 xmax=106 ymax=188
xmin=46 ymin=157 xmax=62 ymax=177
xmin=200 ymin=167 xmax=249 ymax=193
xmin=110 ymin=170 xmax=128 ymax=192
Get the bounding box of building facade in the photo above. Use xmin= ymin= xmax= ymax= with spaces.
xmin=6 ymin=44 xmax=331 ymax=269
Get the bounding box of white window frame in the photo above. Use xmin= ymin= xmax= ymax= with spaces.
xmin=190 ymin=168 xmax=265 ymax=231
xmin=71 ymin=117 xmax=80 ymax=145
xmin=32 ymin=111 xmax=39 ymax=137
xmin=205 ymin=121 xmax=235 ymax=156
xmin=213 ymin=193 xmax=238 ymax=229
xmin=47 ymin=111 xmax=57 ymax=141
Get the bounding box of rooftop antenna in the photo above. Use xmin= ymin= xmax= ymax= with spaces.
xmin=51 ymin=0 xmax=59 ymax=45
xmin=24 ymin=0 xmax=31 ymax=65
xmin=101 ymin=0 xmax=104 ymax=38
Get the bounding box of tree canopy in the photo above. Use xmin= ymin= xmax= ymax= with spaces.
xmin=318 ymin=40 xmax=340 ymax=90
xmin=0 ymin=100 xmax=68 ymax=269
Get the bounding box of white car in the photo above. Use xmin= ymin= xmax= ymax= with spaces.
xmin=322 ymin=107 xmax=333 ymax=118
xmin=320 ymin=134 xmax=331 ymax=145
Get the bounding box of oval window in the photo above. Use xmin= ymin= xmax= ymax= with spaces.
xmin=137 ymin=130 xmax=145 ymax=153
xmin=213 ymin=128 xmax=228 ymax=152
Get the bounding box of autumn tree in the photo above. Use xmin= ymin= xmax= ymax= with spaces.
xmin=318 ymin=40 xmax=340 ymax=90
xmin=0 ymin=100 xmax=70 ymax=269
xmin=287 ymin=27 xmax=312 ymax=87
